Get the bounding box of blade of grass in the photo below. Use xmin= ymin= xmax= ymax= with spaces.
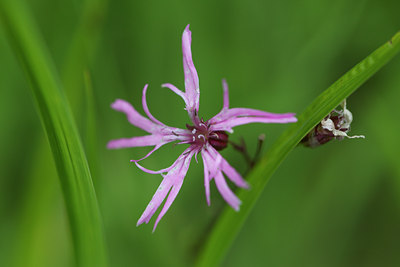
xmin=83 ymin=70 xmax=99 ymax=185
xmin=196 ymin=31 xmax=400 ymax=267
xmin=62 ymin=0 xmax=106 ymax=187
xmin=62 ymin=0 xmax=106 ymax=113
xmin=63 ymin=0 xmax=106 ymax=83
xmin=0 ymin=1 xmax=108 ymax=266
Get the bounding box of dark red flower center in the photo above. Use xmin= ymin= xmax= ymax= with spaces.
xmin=208 ymin=131 xmax=229 ymax=151
xmin=186 ymin=122 xmax=229 ymax=151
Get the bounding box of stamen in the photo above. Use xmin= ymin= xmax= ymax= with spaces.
xmin=198 ymin=134 xmax=206 ymax=142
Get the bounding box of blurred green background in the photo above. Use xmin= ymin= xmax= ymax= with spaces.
xmin=1 ymin=0 xmax=400 ymax=266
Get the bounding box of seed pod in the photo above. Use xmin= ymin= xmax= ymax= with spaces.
xmin=301 ymin=100 xmax=364 ymax=148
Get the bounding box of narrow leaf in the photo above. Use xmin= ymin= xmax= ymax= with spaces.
xmin=0 ymin=1 xmax=108 ymax=266
xmin=196 ymin=31 xmax=400 ymax=266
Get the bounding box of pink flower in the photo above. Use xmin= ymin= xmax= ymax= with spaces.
xmin=108 ymin=25 xmax=297 ymax=231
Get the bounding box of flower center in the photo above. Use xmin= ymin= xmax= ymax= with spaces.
xmin=186 ymin=122 xmax=229 ymax=151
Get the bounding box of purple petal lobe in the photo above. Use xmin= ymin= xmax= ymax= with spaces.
xmin=137 ymin=179 xmax=172 ymax=226
xmin=142 ymin=84 xmax=165 ymax=126
xmin=129 ymin=143 xmax=165 ymax=162
xmin=107 ymin=135 xmax=163 ymax=149
xmin=111 ymin=99 xmax=160 ymax=133
xmin=214 ymin=172 xmax=241 ymax=211
xmin=206 ymin=145 xmax=248 ymax=188
xmin=162 ymin=83 xmax=188 ymax=105
xmin=201 ymin=150 xmax=212 ymax=206
xmin=136 ymin=148 xmax=195 ymax=230
xmin=222 ymin=79 xmax=229 ymax=110
xmin=182 ymin=24 xmax=200 ymax=122
xmin=202 ymin=146 xmax=222 ymax=178
xmin=134 ymin=154 xmax=180 ymax=174
xmin=210 ymin=115 xmax=298 ymax=132
xmin=153 ymin=179 xmax=184 ymax=232
xmin=210 ymin=108 xmax=297 ymax=124
xmin=220 ymin=158 xmax=249 ymax=189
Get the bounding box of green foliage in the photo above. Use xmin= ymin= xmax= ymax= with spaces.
xmin=196 ymin=31 xmax=400 ymax=267
xmin=0 ymin=0 xmax=107 ymax=266
xmin=1 ymin=0 xmax=400 ymax=266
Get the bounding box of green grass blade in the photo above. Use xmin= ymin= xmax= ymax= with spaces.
xmin=196 ymin=31 xmax=400 ymax=267
xmin=83 ymin=70 xmax=100 ymax=185
xmin=0 ymin=1 xmax=108 ymax=266
xmin=62 ymin=0 xmax=106 ymax=109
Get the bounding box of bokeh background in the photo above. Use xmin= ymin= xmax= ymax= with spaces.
xmin=1 ymin=0 xmax=400 ymax=266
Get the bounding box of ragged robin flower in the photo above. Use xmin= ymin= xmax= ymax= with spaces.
xmin=108 ymin=25 xmax=297 ymax=231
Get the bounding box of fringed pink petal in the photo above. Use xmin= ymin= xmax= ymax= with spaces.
xmin=111 ymin=99 xmax=160 ymax=133
xmin=134 ymin=146 xmax=193 ymax=174
xmin=142 ymin=84 xmax=165 ymax=126
xmin=206 ymin=149 xmax=222 ymax=179
xmin=207 ymin=146 xmax=249 ymax=189
xmin=182 ymin=24 xmax=200 ymax=123
xmin=136 ymin=148 xmax=195 ymax=230
xmin=152 ymin=149 xmax=194 ymax=230
xmin=221 ymin=158 xmax=249 ymax=189
xmin=214 ymin=172 xmax=241 ymax=211
xmin=134 ymin=158 xmax=178 ymax=175
xmin=212 ymin=79 xmax=230 ymax=121
xmin=175 ymin=140 xmax=192 ymax=145
xmin=137 ymin=178 xmax=173 ymax=226
xmin=210 ymin=108 xmax=297 ymax=124
xmin=210 ymin=115 xmax=298 ymax=132
xmin=152 ymin=179 xmax=183 ymax=232
xmin=162 ymin=83 xmax=188 ymax=105
xmin=222 ymin=79 xmax=229 ymax=110
xmin=129 ymin=143 xmax=165 ymax=163
xmin=107 ymin=135 xmax=162 ymax=149
xmin=201 ymin=150 xmax=212 ymax=206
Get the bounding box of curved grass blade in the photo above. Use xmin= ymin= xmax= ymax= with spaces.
xmin=196 ymin=31 xmax=400 ymax=267
xmin=0 ymin=1 xmax=108 ymax=266
xmin=83 ymin=70 xmax=100 ymax=185
xmin=62 ymin=0 xmax=106 ymax=107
